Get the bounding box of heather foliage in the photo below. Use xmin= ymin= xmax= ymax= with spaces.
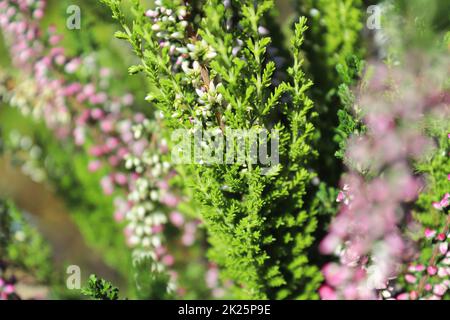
xmin=102 ymin=0 xmax=323 ymax=299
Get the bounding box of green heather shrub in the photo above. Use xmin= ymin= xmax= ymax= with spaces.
xmin=102 ymin=0 xmax=326 ymax=299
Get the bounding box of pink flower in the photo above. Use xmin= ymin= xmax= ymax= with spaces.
xmin=427 ymin=266 xmax=438 ymax=276
xmin=122 ymin=93 xmax=134 ymax=106
xmin=415 ymin=264 xmax=426 ymax=272
xmin=169 ymin=211 xmax=185 ymax=227
xmin=152 ymin=224 xmax=164 ymax=234
xmin=65 ymin=58 xmax=81 ymax=73
xmin=156 ymin=180 xmax=169 ymax=191
xmin=101 ymin=176 xmax=114 ymax=195
xmin=409 ymin=291 xmax=418 ymax=300
xmin=319 ymin=285 xmax=338 ymax=300
xmin=336 ymin=191 xmax=345 ymax=203
xmin=33 ymin=9 xmax=44 ymax=19
xmin=100 ymin=119 xmax=114 ymax=133
xmin=320 ymin=234 xmax=342 ymax=255
xmin=64 ymin=82 xmax=82 ymax=96
xmin=424 ymin=228 xmax=436 ymax=239
xmin=206 ymin=265 xmax=219 ymax=289
xmin=90 ymin=92 xmax=108 ymax=105
xmin=114 ymin=211 xmax=125 ymax=222
xmin=162 ymin=255 xmax=175 ymax=266
xmin=88 ymin=160 xmax=102 ymax=172
xmin=405 ymin=274 xmax=417 ymax=284
xmin=155 ymin=246 xmax=167 ymax=258
xmin=433 ymin=284 xmax=447 ymax=296
xmin=73 ymin=127 xmax=85 ymax=146
xmin=161 ymin=193 xmax=179 ymax=208
xmin=114 ymin=173 xmax=128 ymax=186
xmin=182 ymin=233 xmax=195 ymax=246
xmin=322 ymin=263 xmax=349 ymax=287
xmin=343 ymin=284 xmax=358 ymax=300
xmin=90 ymin=108 xmax=104 ymax=120
xmin=396 ymin=293 xmax=409 ymax=300
xmin=439 ymin=242 xmax=448 ymax=255
xmin=106 ymin=137 xmax=120 ymax=150
xmin=437 ymin=267 xmax=447 ymax=278
xmin=108 ymin=156 xmax=120 ymax=167
xmin=437 ymin=233 xmax=446 ymax=241
xmin=3 ymin=285 xmax=14 ymax=294
xmin=432 ymin=193 xmax=450 ymax=210
xmin=89 ymin=145 xmax=104 ymax=157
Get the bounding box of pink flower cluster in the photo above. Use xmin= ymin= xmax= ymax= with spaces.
xmin=388 ymin=133 xmax=450 ymax=300
xmin=394 ymin=226 xmax=449 ymax=300
xmin=433 ymin=193 xmax=449 ymax=210
xmin=0 ymin=277 xmax=17 ymax=300
xmin=0 ymin=0 xmax=197 ymax=289
xmin=319 ymin=59 xmax=448 ymax=299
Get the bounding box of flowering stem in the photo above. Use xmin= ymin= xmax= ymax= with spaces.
xmin=417 ymin=213 xmax=450 ymax=297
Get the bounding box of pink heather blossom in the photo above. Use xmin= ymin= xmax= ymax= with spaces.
xmin=64 ymin=83 xmax=82 ymax=96
xmin=182 ymin=233 xmax=195 ymax=246
xmin=439 ymin=242 xmax=448 ymax=255
xmin=415 ymin=264 xmax=426 ymax=272
xmin=0 ymin=0 xmax=200 ymax=293
xmin=100 ymin=119 xmax=114 ymax=133
xmin=161 ymin=193 xmax=179 ymax=208
xmin=155 ymin=246 xmax=167 ymax=258
xmin=319 ymin=57 xmax=447 ymax=299
xmin=108 ymin=155 xmax=120 ymax=167
xmin=425 ymin=228 xmax=437 ymax=239
xmin=206 ymin=264 xmax=220 ymax=289
xmin=432 ymin=193 xmax=449 ymax=210
xmin=33 ymin=9 xmax=44 ymax=19
xmin=100 ymin=176 xmax=114 ymax=195
xmin=106 ymin=137 xmax=120 ymax=150
xmin=122 ymin=93 xmax=134 ymax=106
xmin=162 ymin=255 xmax=175 ymax=266
xmin=433 ymin=284 xmax=447 ymax=296
xmin=396 ymin=293 xmax=409 ymax=300
xmin=3 ymin=285 xmax=14 ymax=294
xmin=90 ymin=108 xmax=104 ymax=120
xmin=336 ymin=191 xmax=345 ymax=203
xmin=114 ymin=173 xmax=128 ymax=186
xmin=157 ymin=180 xmax=169 ymax=191
xmin=427 ymin=266 xmax=438 ymax=276
xmin=169 ymin=211 xmax=185 ymax=227
xmin=152 ymin=224 xmax=164 ymax=234
xmin=114 ymin=211 xmax=125 ymax=222
xmin=437 ymin=267 xmax=447 ymax=278
xmin=319 ymin=285 xmax=338 ymax=300
xmin=89 ymin=145 xmax=104 ymax=157
xmin=88 ymin=160 xmax=102 ymax=172
xmin=405 ymin=274 xmax=417 ymax=284
xmin=65 ymin=58 xmax=81 ymax=73
xmin=322 ymin=263 xmax=350 ymax=287
xmin=436 ymin=233 xmax=446 ymax=241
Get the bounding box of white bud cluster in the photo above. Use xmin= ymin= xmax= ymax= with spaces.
xmin=146 ymin=3 xmax=192 ymax=68
xmin=124 ymin=122 xmax=171 ymax=255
